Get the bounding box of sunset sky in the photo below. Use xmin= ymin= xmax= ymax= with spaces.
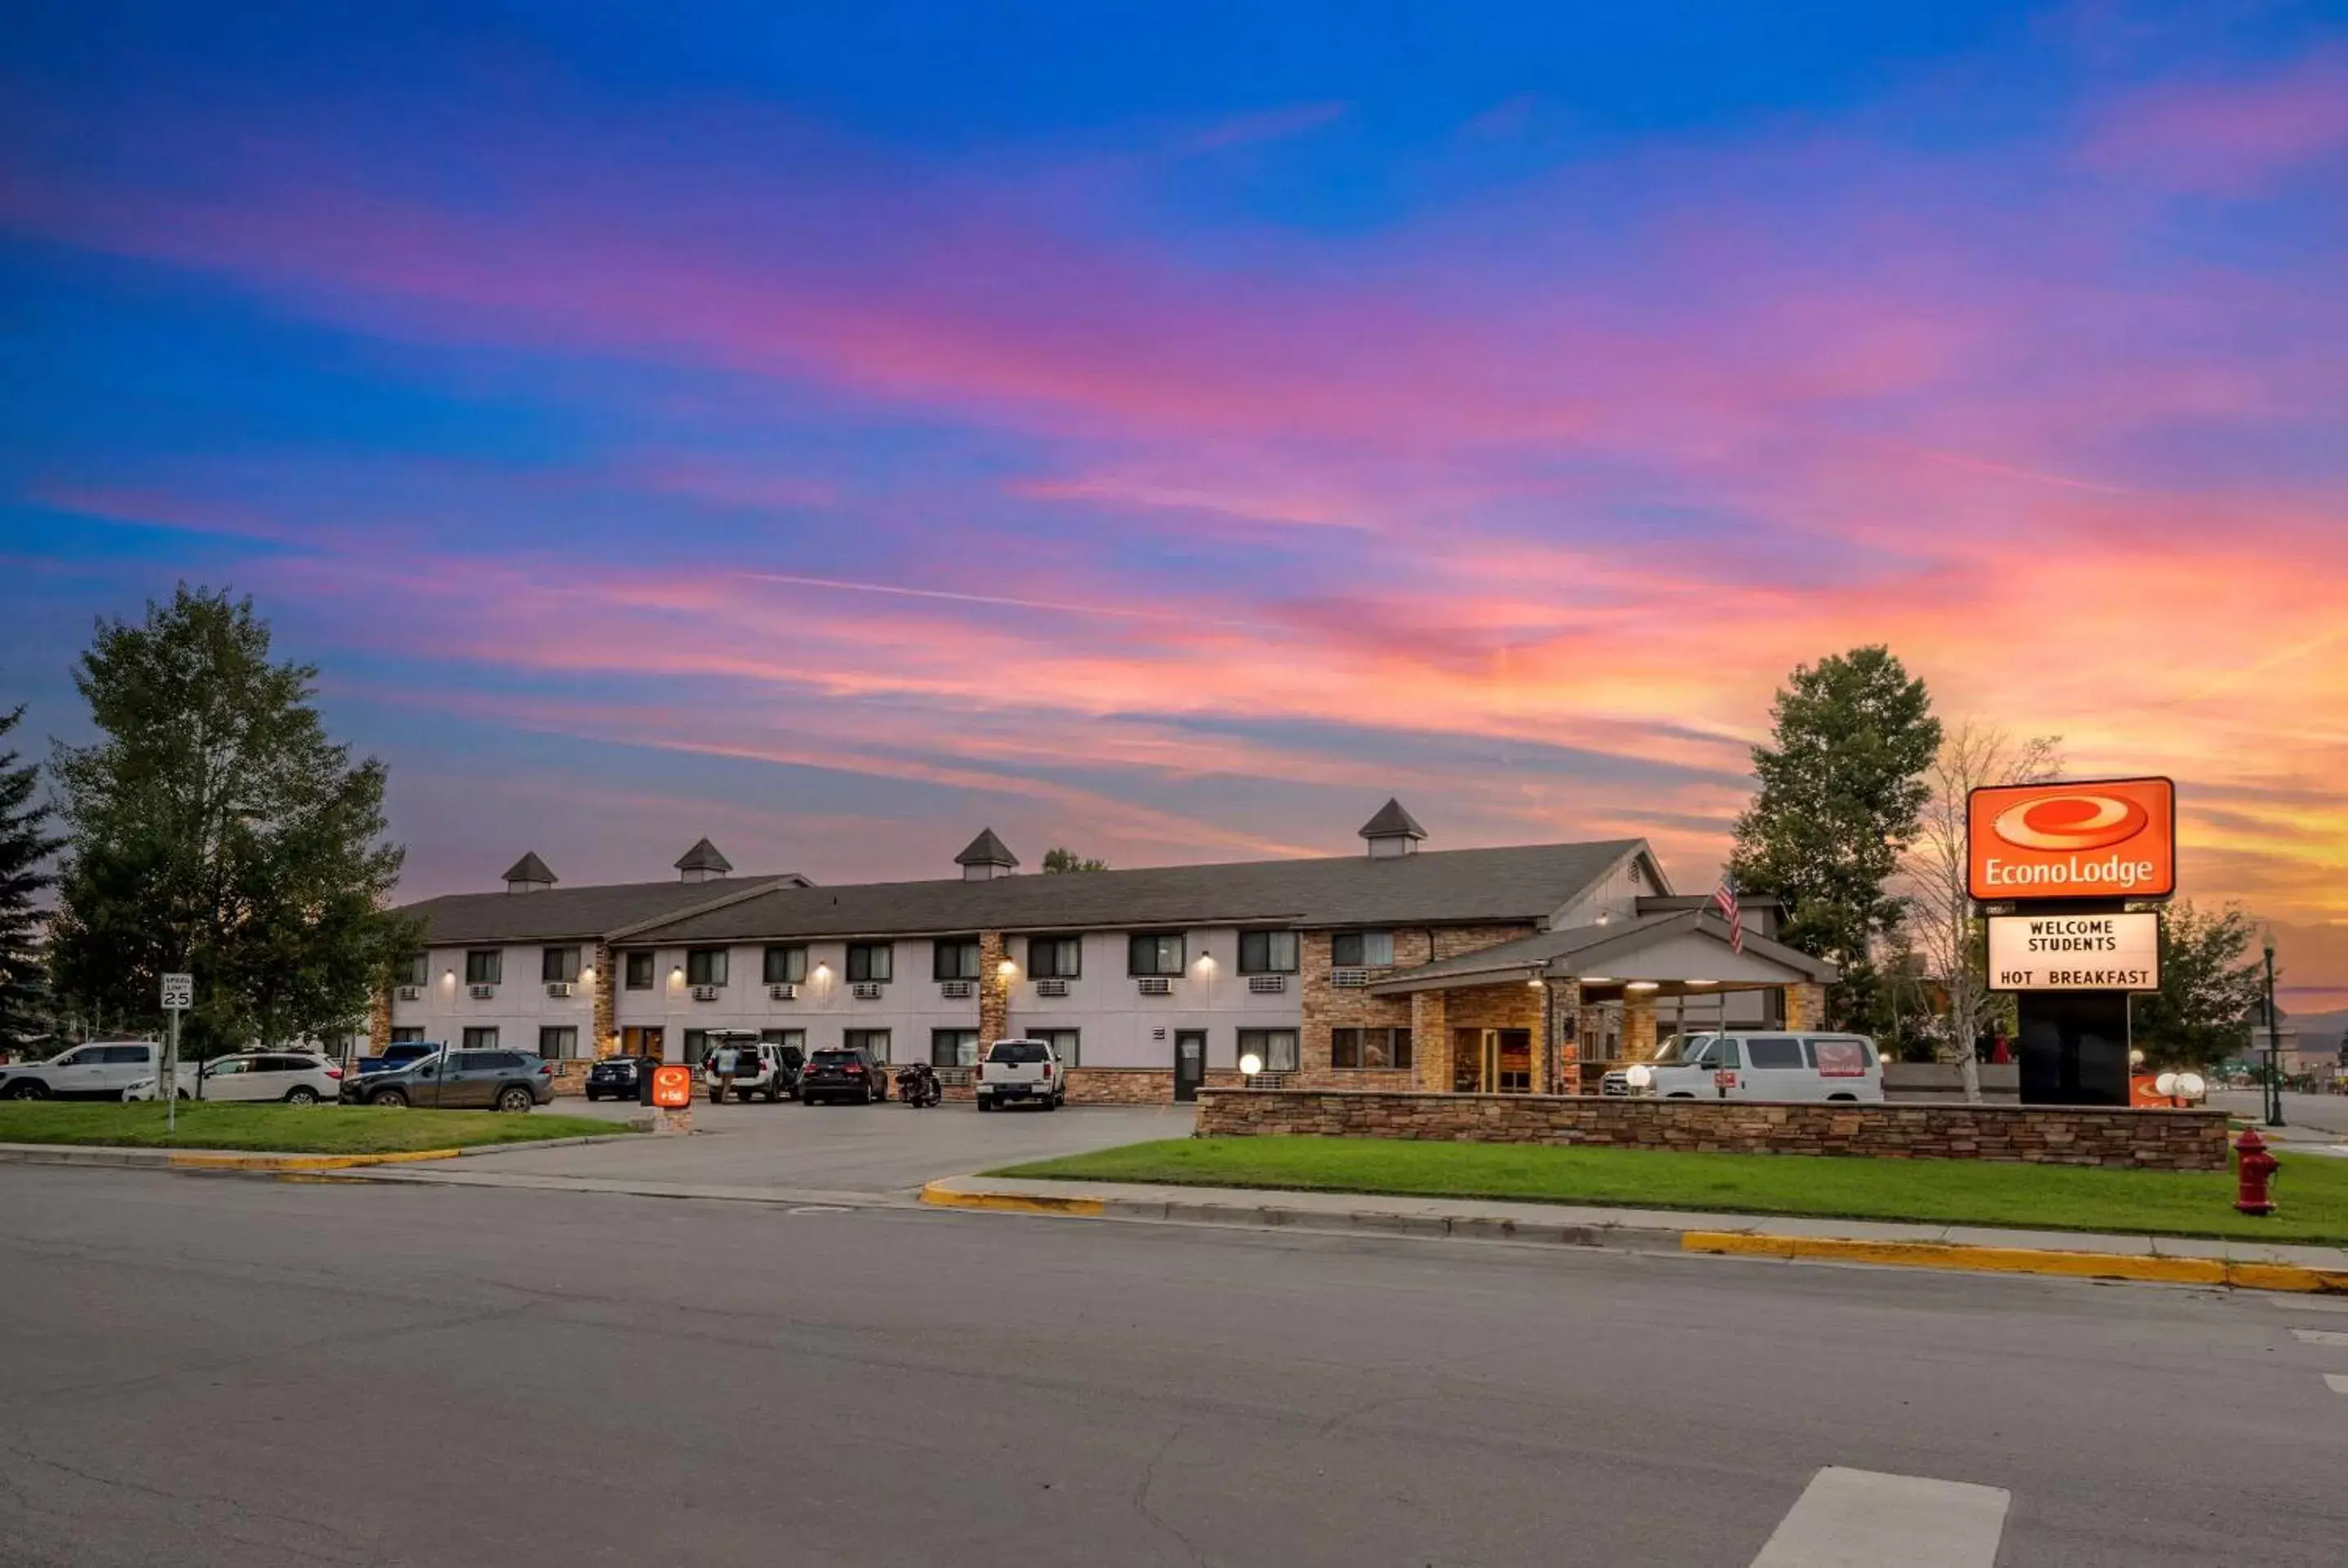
xmin=5 ymin=4 xmax=2346 ymax=995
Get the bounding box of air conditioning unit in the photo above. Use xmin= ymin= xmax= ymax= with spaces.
xmin=1247 ymin=974 xmax=1287 ymax=995
xmin=851 ymin=981 xmax=883 ymax=1000
xmin=690 ymin=984 xmax=721 ymax=1002
xmin=1136 ymin=976 xmax=1172 ymax=996
xmin=939 ymin=979 xmax=974 ymax=1000
xmin=1331 ymin=968 xmax=1369 ymax=988
xmin=545 ymin=982 xmax=573 ymax=999
xmin=1035 ymin=978 xmax=1069 ymax=999
xmin=768 ymin=983 xmax=798 ymax=1002
xmin=468 ymin=983 xmax=497 ymax=1000
xmin=395 ymin=985 xmax=422 ymax=1002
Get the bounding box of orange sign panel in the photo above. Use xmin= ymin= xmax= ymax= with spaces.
xmin=650 ymin=1064 xmax=695 ymax=1108
xmin=1967 ymin=776 xmax=2175 ymax=902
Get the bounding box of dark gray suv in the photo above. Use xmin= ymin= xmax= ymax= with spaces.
xmin=352 ymin=1049 xmax=554 ymax=1112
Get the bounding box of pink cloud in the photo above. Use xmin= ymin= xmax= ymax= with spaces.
xmin=2085 ymin=50 xmax=2348 ymax=192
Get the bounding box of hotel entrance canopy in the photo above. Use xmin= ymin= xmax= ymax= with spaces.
xmin=1363 ymin=908 xmax=1838 ymax=1000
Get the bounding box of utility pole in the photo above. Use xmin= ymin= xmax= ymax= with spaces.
xmin=2261 ymin=932 xmax=2284 ymax=1129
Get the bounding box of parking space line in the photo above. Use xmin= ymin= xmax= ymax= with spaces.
xmin=1749 ymin=1467 xmax=2009 ymax=1567
xmin=2324 ymin=1374 xmax=2348 ymax=1397
xmin=2292 ymin=1328 xmax=2348 ymax=1346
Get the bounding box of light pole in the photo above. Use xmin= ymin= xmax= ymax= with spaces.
xmin=2262 ymin=929 xmax=2284 ymax=1129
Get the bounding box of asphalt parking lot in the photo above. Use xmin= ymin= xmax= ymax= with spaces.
xmin=475 ymin=1093 xmax=1196 ymax=1195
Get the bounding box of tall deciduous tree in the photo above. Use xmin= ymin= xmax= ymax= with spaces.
xmin=1729 ymin=647 xmax=1942 ymax=1030
xmin=1903 ymin=722 xmax=2063 ymax=1100
xmin=1041 ymin=846 xmax=1109 ymax=873
xmin=48 ymin=587 xmax=417 ymax=1055
xmin=2130 ymin=901 xmax=2266 ymax=1070
xmin=0 ymin=703 xmax=63 ymax=1048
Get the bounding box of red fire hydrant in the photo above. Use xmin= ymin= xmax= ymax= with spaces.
xmin=2233 ymin=1128 xmax=2279 ymax=1217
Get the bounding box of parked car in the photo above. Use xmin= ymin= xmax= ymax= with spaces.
xmin=701 ymin=1034 xmax=804 ymax=1103
xmin=0 ymin=1040 xmax=168 ymax=1101
xmin=974 ymin=1037 xmax=1064 ymax=1112
xmin=356 ymin=1040 xmax=440 ymax=1076
xmin=349 ymin=1049 xmax=554 ymax=1111
xmin=584 ymin=1054 xmax=653 ymax=1102
xmin=798 ymin=1045 xmax=889 ymax=1106
xmin=126 ymin=1052 xmax=344 ymax=1104
xmin=1600 ymin=1031 xmax=1886 ymax=1102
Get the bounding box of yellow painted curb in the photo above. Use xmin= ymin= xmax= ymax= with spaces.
xmin=1682 ymin=1231 xmax=2348 ymax=1293
xmin=919 ymin=1182 xmax=1104 ymax=1219
xmin=167 ymin=1147 xmax=465 ymax=1173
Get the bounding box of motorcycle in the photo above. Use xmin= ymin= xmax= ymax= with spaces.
xmin=895 ymin=1062 xmax=944 ymax=1108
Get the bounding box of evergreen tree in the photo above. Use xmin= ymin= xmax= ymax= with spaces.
xmin=48 ymin=586 xmax=417 ymax=1054
xmin=1729 ymin=647 xmax=1942 ymax=1030
xmin=0 ymin=703 xmax=63 ymax=1047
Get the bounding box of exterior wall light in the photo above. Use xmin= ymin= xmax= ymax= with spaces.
xmin=997 ymin=959 xmax=1018 ymax=978
xmin=1625 ymin=981 xmax=1660 ymax=992
xmin=1526 ymin=975 xmax=1544 ymax=988
xmin=669 ymin=966 xmax=684 ymax=987
xmin=1686 ymin=979 xmax=1717 ymax=987
xmin=1581 ymin=975 xmax=1615 ymax=985
xmin=1239 ymin=1052 xmax=1263 ymax=1076
xmin=1196 ymin=953 xmax=1215 ymax=972
xmin=580 ymin=967 xmax=597 ymax=985
xmin=442 ymin=969 xmax=456 ymax=987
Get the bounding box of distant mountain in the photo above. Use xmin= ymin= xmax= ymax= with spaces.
xmin=2270 ymin=921 xmax=2348 ymax=996
xmin=2288 ymin=1009 xmax=2348 ymax=1055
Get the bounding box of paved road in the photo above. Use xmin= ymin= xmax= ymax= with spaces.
xmin=2210 ymin=1089 xmax=2348 ymax=1138
xmin=3 ymin=1169 xmax=2344 ymax=1566
xmin=483 ymin=1098 xmax=1195 ymax=1194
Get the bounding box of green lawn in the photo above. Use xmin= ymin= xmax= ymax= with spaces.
xmin=0 ymin=1101 xmax=633 ymax=1155
xmin=992 ymin=1136 xmax=2348 ymax=1246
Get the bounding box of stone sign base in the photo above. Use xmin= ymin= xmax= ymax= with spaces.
xmin=1195 ymin=1089 xmax=2228 ymax=1172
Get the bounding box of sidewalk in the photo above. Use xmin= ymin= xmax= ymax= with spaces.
xmin=918 ymin=1174 xmax=2348 ymax=1293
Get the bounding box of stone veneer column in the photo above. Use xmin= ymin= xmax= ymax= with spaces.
xmin=591 ymin=940 xmax=617 ymax=1057
xmin=1409 ymin=990 xmax=1449 ymax=1093
xmin=366 ymin=989 xmax=391 ymax=1057
xmin=978 ymin=931 xmax=1010 ymax=1049
xmin=1622 ymin=992 xmax=1657 ymax=1059
xmin=1784 ymin=983 xmax=1828 ymax=1031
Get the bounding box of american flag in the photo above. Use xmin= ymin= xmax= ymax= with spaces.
xmin=1713 ymin=872 xmax=1744 ymax=955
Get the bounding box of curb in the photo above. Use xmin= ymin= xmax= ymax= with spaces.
xmin=918 ymin=1182 xmax=2348 ymax=1294
xmin=0 ymin=1132 xmax=637 ymax=1175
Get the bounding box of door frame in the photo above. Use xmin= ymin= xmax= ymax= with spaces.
xmin=1173 ymin=1030 xmax=1207 ymax=1102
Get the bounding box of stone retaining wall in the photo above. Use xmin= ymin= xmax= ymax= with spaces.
xmin=1194 ymin=1089 xmax=2229 ymax=1171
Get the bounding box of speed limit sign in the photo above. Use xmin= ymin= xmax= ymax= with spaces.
xmin=161 ymin=973 xmax=193 ymax=1010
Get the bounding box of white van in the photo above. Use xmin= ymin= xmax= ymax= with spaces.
xmin=1600 ymin=1031 xmax=1885 ymax=1102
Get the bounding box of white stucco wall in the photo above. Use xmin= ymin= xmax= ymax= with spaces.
xmin=386 ymin=942 xmax=599 ymax=1054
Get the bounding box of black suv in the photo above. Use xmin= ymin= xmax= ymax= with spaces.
xmin=798 ymin=1045 xmax=888 ymax=1106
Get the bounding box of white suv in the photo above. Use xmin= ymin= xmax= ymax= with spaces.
xmin=974 ymin=1037 xmax=1065 ymax=1112
xmin=1601 ymin=1031 xmax=1886 ymax=1102
xmin=0 ymin=1041 xmax=166 ymax=1101
xmin=126 ymin=1051 xmax=346 ymax=1105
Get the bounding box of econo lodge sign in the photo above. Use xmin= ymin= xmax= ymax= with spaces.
xmin=1967 ymin=776 xmax=2175 ymax=901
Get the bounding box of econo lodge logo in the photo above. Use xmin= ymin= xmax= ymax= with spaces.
xmin=1967 ymin=777 xmax=2175 ymax=901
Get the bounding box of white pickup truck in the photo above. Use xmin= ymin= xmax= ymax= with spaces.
xmin=974 ymin=1037 xmax=1065 ymax=1112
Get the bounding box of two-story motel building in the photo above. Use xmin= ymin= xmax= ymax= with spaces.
xmin=382 ymin=802 xmax=1834 ymax=1100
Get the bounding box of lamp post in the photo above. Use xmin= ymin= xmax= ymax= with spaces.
xmin=2262 ymin=929 xmax=2284 ymax=1129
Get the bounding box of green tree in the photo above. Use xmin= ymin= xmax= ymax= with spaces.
xmin=1041 ymin=846 xmax=1109 ymax=873
xmin=0 ymin=703 xmax=64 ymax=1048
xmin=48 ymin=586 xmax=418 ymax=1055
xmin=2129 ymin=901 xmax=2266 ymax=1070
xmin=1729 ymin=647 xmax=1942 ymax=1030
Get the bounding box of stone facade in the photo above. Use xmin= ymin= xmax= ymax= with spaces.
xmin=590 ymin=940 xmax=617 ymax=1058
xmin=1195 ymin=1089 xmax=2230 ymax=1171
xmin=1300 ymin=925 xmax=1537 ymax=1093
xmin=1785 ymin=983 xmax=1828 ymax=1030
xmin=366 ymin=989 xmax=391 ymax=1056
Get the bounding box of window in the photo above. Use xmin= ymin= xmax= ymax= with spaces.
xmin=1746 ymin=1036 xmax=1805 ymax=1069
xmin=843 ymin=1028 xmax=891 ymax=1062
xmin=396 ymin=952 xmax=428 ymax=987
xmin=1807 ymin=1037 xmax=1874 ymax=1077
xmin=763 ymin=945 xmax=807 ymax=985
xmin=931 ymin=1028 xmax=980 ymax=1067
xmin=1329 ymin=931 xmax=1395 ymax=967
xmin=1028 ymin=934 xmax=1081 ymax=979
xmin=390 ymin=1027 xmax=426 ymax=1045
xmin=1032 ymin=1027 xmax=1080 ymax=1067
xmin=1694 ymin=1039 xmax=1743 ymax=1070
xmin=100 ymin=1045 xmax=151 ymax=1064
xmin=986 ymin=1040 xmax=1048 ymax=1064
xmin=847 ymin=943 xmax=893 ymax=983
xmin=541 ymin=946 xmax=581 ymax=984
xmin=206 ymin=1057 xmax=250 ymax=1077
xmin=622 ymin=1025 xmax=664 ymax=1059
xmin=462 ymin=1027 xmax=499 ymax=1050
xmin=1239 ymin=930 xmax=1298 ymax=974
xmin=1237 ymin=1028 xmax=1300 ymax=1073
xmin=1331 ymin=1027 xmax=1413 ymax=1070
xmin=538 ymin=1026 xmax=581 ymax=1060
xmin=685 ymin=948 xmax=729 ymax=987
xmin=682 ymin=1029 xmax=710 ymax=1066
xmin=934 ymin=939 xmax=981 ymax=981
xmin=625 ymin=951 xmax=656 ymax=990
xmin=464 ymin=949 xmax=502 ymax=985
xmin=759 ymin=1029 xmax=807 ymax=1065
xmin=1127 ymin=933 xmax=1185 ymax=975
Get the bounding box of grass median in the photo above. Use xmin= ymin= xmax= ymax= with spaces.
xmin=0 ymin=1101 xmax=634 ymax=1155
xmin=992 ymin=1136 xmax=2348 ymax=1246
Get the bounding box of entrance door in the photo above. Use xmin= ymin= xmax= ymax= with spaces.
xmin=1497 ymin=1029 xmax=1532 ymax=1093
xmin=1173 ymin=1031 xmax=1206 ymax=1101
xmin=1452 ymin=1029 xmax=1484 ymax=1093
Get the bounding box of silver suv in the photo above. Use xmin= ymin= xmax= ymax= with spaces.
xmin=0 ymin=1041 xmax=166 ymax=1101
